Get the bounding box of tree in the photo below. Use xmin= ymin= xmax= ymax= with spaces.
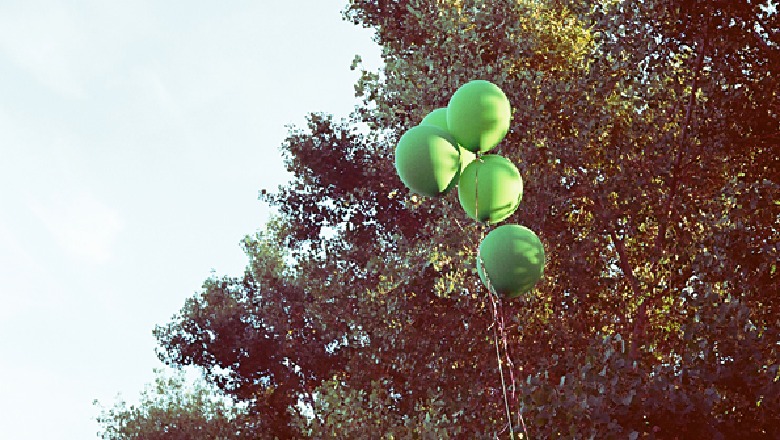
xmin=150 ymin=0 xmax=779 ymax=438
xmin=153 ymin=219 xmax=353 ymax=438
xmin=94 ymin=369 xmax=253 ymax=439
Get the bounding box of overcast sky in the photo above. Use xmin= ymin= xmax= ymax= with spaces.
xmin=0 ymin=1 xmax=380 ymax=438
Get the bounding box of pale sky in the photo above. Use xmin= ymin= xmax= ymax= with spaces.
xmin=0 ymin=1 xmax=381 ymax=438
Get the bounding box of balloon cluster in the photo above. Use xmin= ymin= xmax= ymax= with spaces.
xmin=394 ymin=80 xmax=545 ymax=298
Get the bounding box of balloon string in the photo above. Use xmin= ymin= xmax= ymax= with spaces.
xmin=474 ymin=155 xmax=481 ymax=222
xmin=498 ymin=307 xmax=515 ymax=401
xmin=478 ymin=252 xmax=515 ymax=440
xmin=490 ymin=292 xmax=514 ymax=439
xmin=499 ymin=302 xmax=529 ymax=440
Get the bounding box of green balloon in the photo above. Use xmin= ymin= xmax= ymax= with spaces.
xmin=478 ymin=224 xmax=545 ymax=298
xmin=395 ymin=125 xmax=461 ymax=197
xmin=457 ymin=147 xmax=476 ymax=173
xmin=420 ymin=108 xmax=476 ymax=192
xmin=420 ymin=108 xmax=449 ymax=131
xmin=444 ymin=147 xmax=476 ymax=192
xmin=458 ymin=155 xmax=523 ymax=223
xmin=447 ymin=80 xmax=511 ymax=153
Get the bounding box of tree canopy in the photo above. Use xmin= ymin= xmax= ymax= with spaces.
xmin=94 ymin=369 xmax=253 ymax=440
xmin=106 ymin=0 xmax=779 ymax=438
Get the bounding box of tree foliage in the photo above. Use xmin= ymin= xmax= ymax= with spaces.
xmin=146 ymin=0 xmax=779 ymax=438
xmin=94 ymin=369 xmax=253 ymax=439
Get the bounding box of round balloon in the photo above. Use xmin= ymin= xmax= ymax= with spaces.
xmin=456 ymin=147 xmax=476 ymax=173
xmin=447 ymin=80 xmax=511 ymax=153
xmin=444 ymin=147 xmax=476 ymax=192
xmin=478 ymin=224 xmax=545 ymax=298
xmin=458 ymin=154 xmax=523 ymax=223
xmin=420 ymin=108 xmax=449 ymax=131
xmin=420 ymin=108 xmax=477 ymax=192
xmin=395 ymin=125 xmax=461 ymax=197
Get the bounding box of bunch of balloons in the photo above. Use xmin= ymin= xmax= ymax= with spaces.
xmin=394 ymin=80 xmax=545 ymax=298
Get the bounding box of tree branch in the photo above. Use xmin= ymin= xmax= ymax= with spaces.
xmin=575 ymin=167 xmax=643 ymax=345
xmin=610 ymin=228 xmax=646 ymax=360
xmin=653 ymin=18 xmax=709 ymax=255
xmin=633 ymin=15 xmax=710 ymax=361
